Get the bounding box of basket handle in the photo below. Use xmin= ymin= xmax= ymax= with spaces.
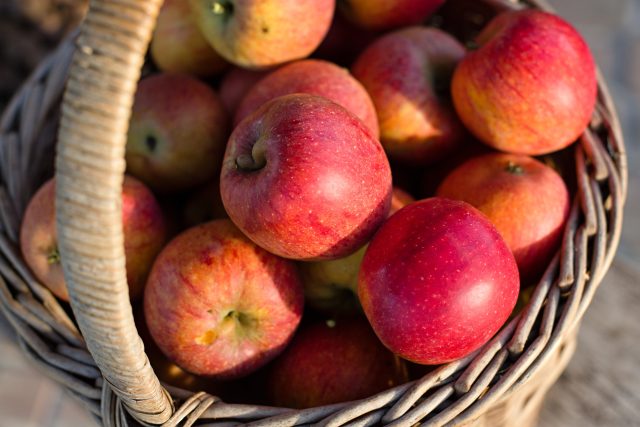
xmin=55 ymin=0 xmax=173 ymax=424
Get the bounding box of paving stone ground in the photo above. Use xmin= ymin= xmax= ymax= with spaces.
xmin=539 ymin=1 xmax=640 ymax=426
xmin=0 ymin=1 xmax=638 ymax=426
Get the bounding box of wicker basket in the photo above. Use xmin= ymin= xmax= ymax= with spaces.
xmin=0 ymin=0 xmax=627 ymax=425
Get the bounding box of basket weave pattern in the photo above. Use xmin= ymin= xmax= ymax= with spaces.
xmin=0 ymin=0 xmax=627 ymax=425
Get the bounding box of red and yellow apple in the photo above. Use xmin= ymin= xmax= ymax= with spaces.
xmin=359 ymin=198 xmax=519 ymax=365
xmin=352 ymin=27 xmax=466 ymax=165
xmin=20 ymin=176 xmax=167 ymax=301
xmin=150 ymin=0 xmax=228 ymax=77
xmin=126 ymin=73 xmax=229 ymax=192
xmin=220 ymin=94 xmax=392 ymax=261
xmin=339 ymin=0 xmax=446 ymax=30
xmin=188 ymin=0 xmax=335 ymax=69
xmin=451 ymin=10 xmax=597 ymax=155
xmin=437 ymin=153 xmax=570 ymax=283
xmin=267 ymin=317 xmax=408 ymax=408
xmin=144 ymin=219 xmax=304 ymax=379
xmin=235 ymin=59 xmax=379 ymax=138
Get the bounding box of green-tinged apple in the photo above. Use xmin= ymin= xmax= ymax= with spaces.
xmin=219 ymin=67 xmax=270 ymax=117
xmin=150 ymin=0 xmax=228 ymax=77
xmin=189 ymin=0 xmax=335 ymax=69
xmin=300 ymin=187 xmax=414 ymax=314
xmin=144 ymin=219 xmax=303 ymax=379
xmin=352 ymin=27 xmax=466 ymax=165
xmin=20 ymin=176 xmax=167 ymax=301
xmin=220 ymin=94 xmax=392 ymax=260
xmin=359 ymin=198 xmax=519 ymax=364
xmin=339 ymin=0 xmax=446 ymax=30
xmin=126 ymin=73 xmax=229 ymax=192
xmin=235 ymin=59 xmax=379 ymax=138
xmin=267 ymin=317 xmax=408 ymax=408
xmin=451 ymin=10 xmax=597 ymax=155
xmin=437 ymin=153 xmax=570 ymax=283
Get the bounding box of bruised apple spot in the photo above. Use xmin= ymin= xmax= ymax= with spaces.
xmin=195 ymin=329 xmax=218 ymax=345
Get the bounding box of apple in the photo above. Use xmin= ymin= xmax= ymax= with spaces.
xmin=312 ymin=13 xmax=380 ymax=66
xmin=299 ymin=246 xmax=367 ymax=314
xmin=352 ymin=27 xmax=466 ymax=165
xmin=134 ymin=304 xmax=224 ymax=394
xmin=188 ymin=0 xmax=335 ymax=69
xmin=126 ymin=73 xmax=229 ymax=193
xmin=451 ymin=10 xmax=597 ymax=155
xmin=150 ymin=0 xmax=228 ymax=77
xmin=144 ymin=219 xmax=303 ymax=379
xmin=359 ymin=198 xmax=519 ymax=365
xmin=220 ymin=94 xmax=392 ymax=261
xmin=339 ymin=0 xmax=446 ymax=30
xmin=219 ymin=67 xmax=270 ymax=117
xmin=20 ymin=176 xmax=167 ymax=301
xmin=234 ymin=59 xmax=379 ymax=138
xmin=299 ymin=187 xmax=414 ymax=314
xmin=267 ymin=317 xmax=408 ymax=408
xmin=436 ymin=153 xmax=570 ymax=283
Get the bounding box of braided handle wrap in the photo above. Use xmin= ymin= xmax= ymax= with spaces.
xmin=55 ymin=0 xmax=173 ymax=423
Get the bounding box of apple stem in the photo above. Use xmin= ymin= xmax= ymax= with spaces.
xmin=236 ymin=137 xmax=267 ymax=172
xmin=505 ymin=161 xmax=524 ymax=175
xmin=224 ymin=310 xmax=258 ymax=330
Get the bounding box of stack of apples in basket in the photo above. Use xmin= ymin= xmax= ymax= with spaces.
xmin=19 ymin=0 xmax=597 ymax=407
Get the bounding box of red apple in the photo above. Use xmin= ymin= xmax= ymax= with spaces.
xmin=436 ymin=153 xmax=570 ymax=283
xmin=188 ymin=0 xmax=335 ymax=69
xmin=126 ymin=73 xmax=229 ymax=192
xmin=134 ymin=305 xmax=224 ymax=395
xmin=235 ymin=59 xmax=379 ymax=138
xmin=267 ymin=317 xmax=408 ymax=408
xmin=144 ymin=219 xmax=303 ymax=379
xmin=451 ymin=10 xmax=597 ymax=155
xmin=219 ymin=67 xmax=270 ymax=117
xmin=220 ymin=94 xmax=392 ymax=261
xmin=352 ymin=27 xmax=466 ymax=165
xmin=339 ymin=0 xmax=446 ymax=30
xmin=359 ymin=198 xmax=519 ymax=365
xmin=300 ymin=187 xmax=414 ymax=313
xmin=150 ymin=0 xmax=228 ymax=77
xmin=20 ymin=176 xmax=167 ymax=301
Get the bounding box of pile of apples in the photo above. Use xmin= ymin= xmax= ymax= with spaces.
xmin=19 ymin=0 xmax=597 ymax=409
